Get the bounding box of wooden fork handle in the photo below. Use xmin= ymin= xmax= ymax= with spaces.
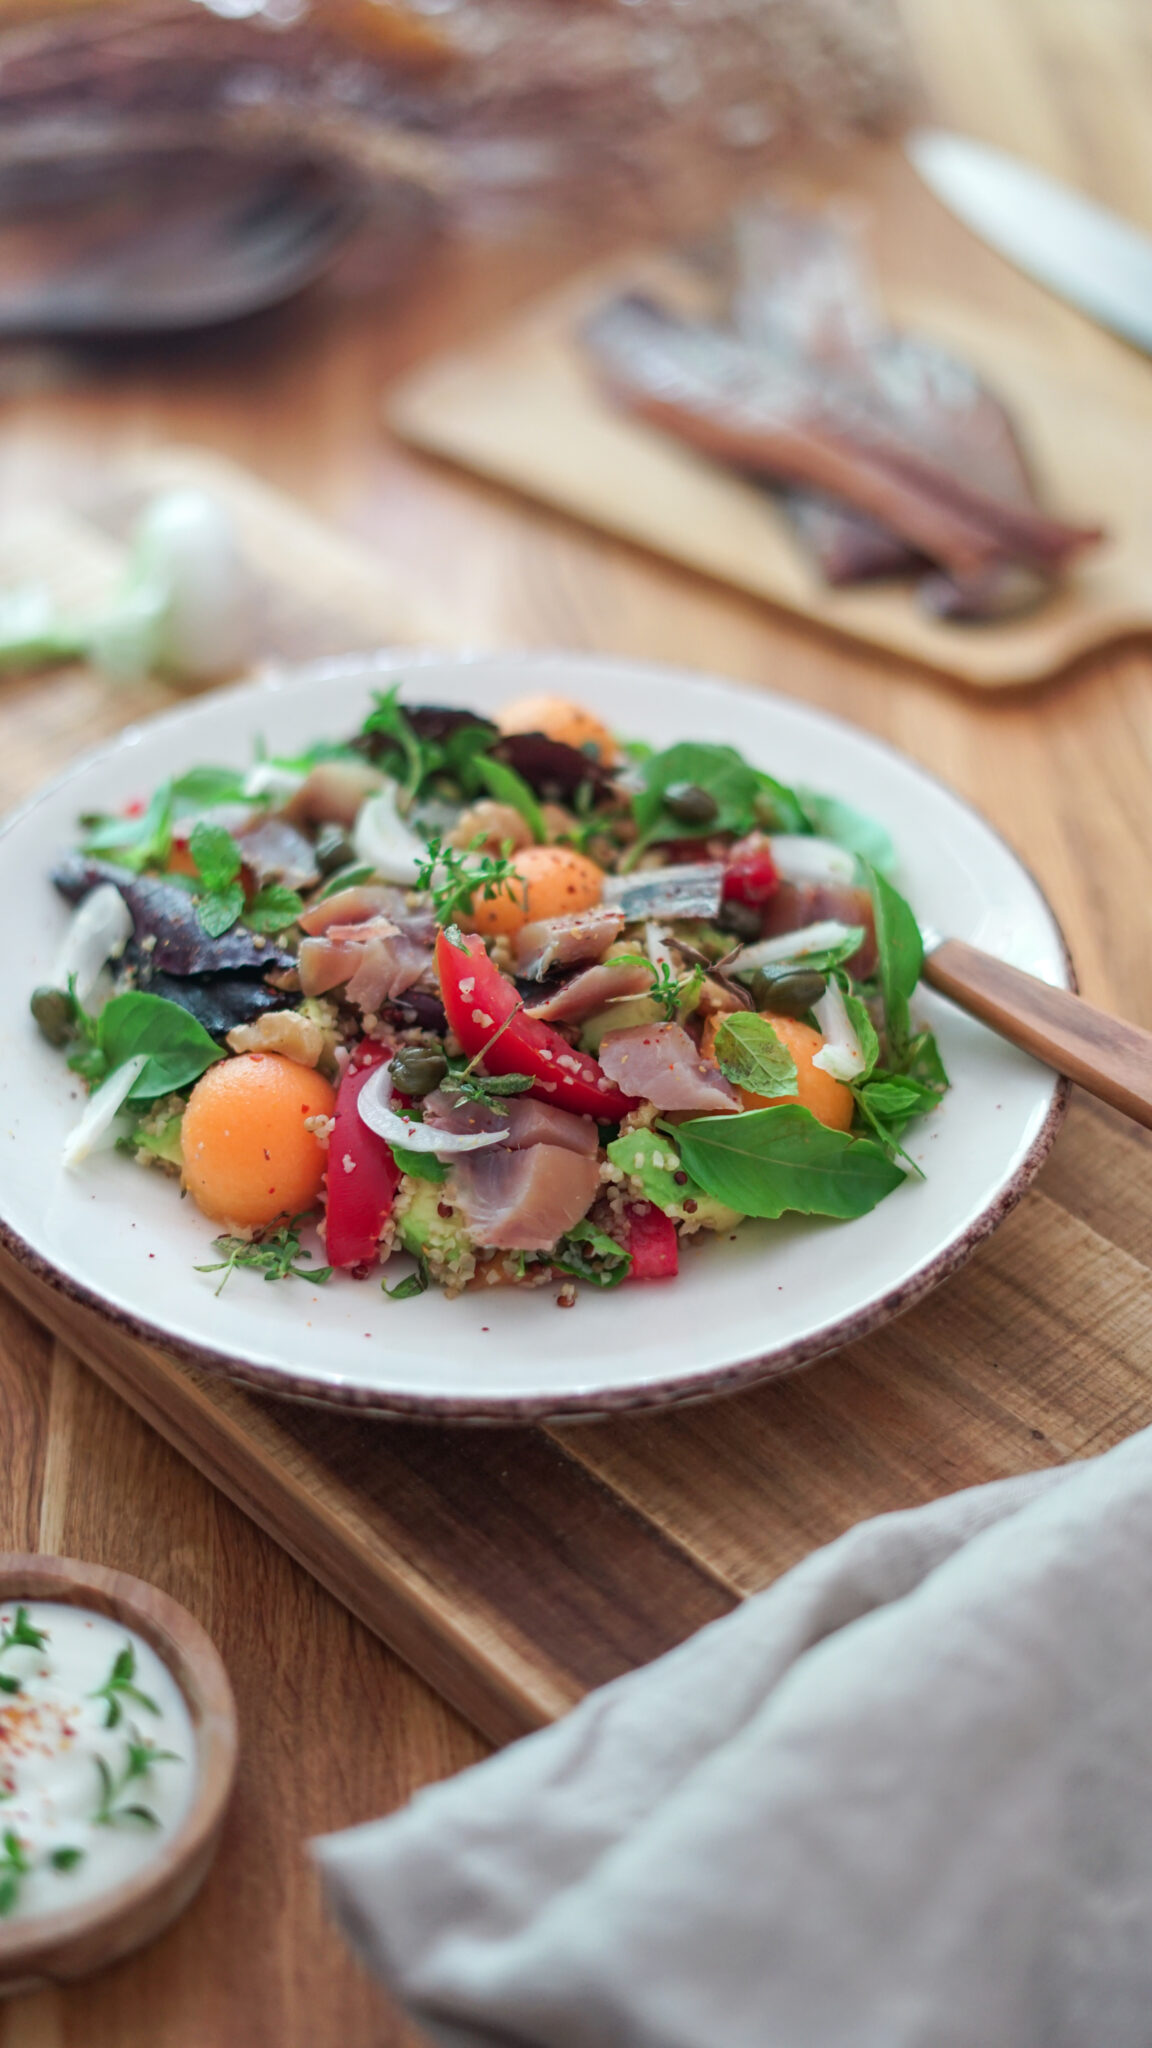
xmin=923 ymin=938 xmax=1152 ymax=1130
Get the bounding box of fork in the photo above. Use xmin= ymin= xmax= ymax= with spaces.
xmin=921 ymin=933 xmax=1152 ymax=1130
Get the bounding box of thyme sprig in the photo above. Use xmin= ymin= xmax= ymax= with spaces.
xmin=195 ymin=1214 xmax=333 ymax=1297
xmin=417 ymin=834 xmax=520 ymax=928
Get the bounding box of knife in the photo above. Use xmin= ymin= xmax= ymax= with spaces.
xmin=907 ymin=129 xmax=1152 ymax=357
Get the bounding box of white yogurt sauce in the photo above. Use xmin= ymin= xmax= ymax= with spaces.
xmin=0 ymin=1601 xmax=196 ymax=1925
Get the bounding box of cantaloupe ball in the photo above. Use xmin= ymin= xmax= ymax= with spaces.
xmin=465 ymin=845 xmax=605 ymax=938
xmin=496 ymin=693 xmax=618 ymax=767
xmin=703 ymin=1013 xmax=854 ymax=1133
xmin=182 ymin=1053 xmax=336 ymax=1228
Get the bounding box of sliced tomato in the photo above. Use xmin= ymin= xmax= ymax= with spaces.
xmin=624 ymin=1202 xmax=679 ymax=1281
xmin=722 ymin=834 xmax=780 ymax=908
xmin=325 ymin=1042 xmax=401 ymax=1270
xmin=436 ymin=930 xmax=638 ymax=1122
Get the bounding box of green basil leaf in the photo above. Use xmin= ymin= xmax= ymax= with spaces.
xmin=900 ymin=1029 xmax=950 ymax=1094
xmin=841 ymin=990 xmax=880 ymax=1082
xmin=195 ymin=881 xmax=246 ymax=938
xmin=170 ymin=766 xmax=252 ymax=809
xmin=751 ymin=771 xmax=809 ymax=835
xmin=80 ymin=782 xmax=173 ymax=873
xmin=97 ymin=992 xmax=225 ymax=1102
xmin=475 ymin=756 xmax=547 ymax=842
xmin=712 ymin=1013 xmax=798 ymax=1098
xmin=606 ymin=1126 xmax=723 ymax=1222
xmin=865 ymin=864 xmax=923 ymax=1056
xmin=189 ymin=820 xmax=242 ymax=892
xmin=384 ymin=1259 xmax=429 ymax=1300
xmin=674 ymin=1103 xmax=906 ymax=1219
xmin=798 ymin=790 xmax=896 ymax=875
xmin=632 ymin=742 xmax=761 ymax=848
xmin=550 ymin=1219 xmax=631 ymax=1289
xmin=859 ymin=1076 xmax=941 ymax=1120
xmin=392 ymin=1145 xmax=449 ymax=1184
xmin=245 ymin=883 xmax=305 ymax=933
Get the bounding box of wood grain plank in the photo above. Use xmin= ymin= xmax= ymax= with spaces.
xmin=0 ymin=1246 xmax=736 ymax=1746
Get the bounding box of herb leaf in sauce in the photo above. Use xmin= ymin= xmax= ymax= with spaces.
xmin=0 ymin=1830 xmax=30 ymax=1915
xmin=93 ymin=1737 xmax=181 ymax=1828
xmin=0 ymin=1606 xmax=49 ymax=1697
xmin=89 ymin=1642 xmax=160 ymax=1731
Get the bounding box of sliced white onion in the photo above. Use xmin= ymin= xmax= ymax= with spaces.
xmin=644 ymin=920 xmax=675 ymax=969
xmin=243 ymin=762 xmax=306 ymax=805
xmin=731 ymin=920 xmax=859 ymax=975
xmin=812 ymin=979 xmax=867 ymax=1082
xmin=768 ymin=834 xmax=857 ymax=884
xmin=51 ymin=884 xmax=133 ymax=1003
xmin=352 ymin=783 xmax=426 ymax=887
xmin=62 ymin=1055 xmax=148 ymax=1170
xmin=357 ymin=1063 xmax=507 ymax=1157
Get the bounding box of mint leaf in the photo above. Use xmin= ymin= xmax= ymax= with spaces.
xmin=196 ymin=880 xmax=246 ymax=938
xmin=859 ymin=1077 xmax=940 ymax=1120
xmin=475 ymin=756 xmax=547 ymax=842
xmin=189 ymin=821 xmax=242 ymax=892
xmin=245 ymin=883 xmax=304 ymax=933
xmin=673 ymin=1103 xmax=906 ymax=1219
xmin=97 ymin=992 xmax=225 ymax=1101
xmin=865 ymin=865 xmax=923 ymax=1056
xmin=712 ymin=1013 xmax=797 ymax=1098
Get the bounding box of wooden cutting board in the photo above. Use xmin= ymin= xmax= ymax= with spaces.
xmin=389 ymin=253 xmax=1152 ymax=690
xmin=2 ymin=1094 xmax=1151 ymax=1747
xmin=4 ymin=456 xmax=1152 ymax=1750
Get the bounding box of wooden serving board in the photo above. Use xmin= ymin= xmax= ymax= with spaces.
xmin=4 ymin=456 xmax=1152 ymax=1754
xmin=3 ymin=1097 xmax=1152 ymax=1747
xmin=388 ymin=253 xmax=1152 ymax=691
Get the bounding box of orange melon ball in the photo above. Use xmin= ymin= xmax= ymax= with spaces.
xmin=464 ymin=845 xmax=605 ymax=938
xmin=496 ymin=693 xmax=618 ymax=767
xmin=182 ymin=1053 xmax=336 ymax=1229
xmin=703 ymin=1012 xmax=854 ymax=1132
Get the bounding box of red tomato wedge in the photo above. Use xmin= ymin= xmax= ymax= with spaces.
xmin=722 ymin=834 xmax=780 ymax=907
xmin=325 ymin=1042 xmax=401 ymax=1270
xmin=624 ymin=1202 xmax=679 ymax=1281
xmin=436 ymin=930 xmax=638 ymax=1122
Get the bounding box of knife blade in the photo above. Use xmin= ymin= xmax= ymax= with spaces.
xmin=907 ymin=129 xmax=1152 ymax=357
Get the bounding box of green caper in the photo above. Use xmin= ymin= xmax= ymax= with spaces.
xmin=314 ymin=823 xmax=355 ymax=875
xmin=390 ymin=1046 xmax=449 ymax=1098
xmin=748 ymin=966 xmax=828 ymax=1017
xmin=30 ymin=985 xmax=74 ymax=1047
xmin=716 ymin=900 xmax=762 ymax=942
xmin=663 ymin=781 xmax=719 ymax=828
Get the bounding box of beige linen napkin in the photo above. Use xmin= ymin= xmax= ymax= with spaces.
xmin=314 ymin=1428 xmax=1152 ymax=2048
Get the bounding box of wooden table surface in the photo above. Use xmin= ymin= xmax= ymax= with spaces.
xmin=2 ymin=0 xmax=1151 ymax=2040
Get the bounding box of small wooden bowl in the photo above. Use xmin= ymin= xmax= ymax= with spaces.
xmin=0 ymin=1554 xmax=238 ymax=1996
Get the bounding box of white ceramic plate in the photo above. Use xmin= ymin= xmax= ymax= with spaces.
xmin=0 ymin=651 xmax=1069 ymax=1420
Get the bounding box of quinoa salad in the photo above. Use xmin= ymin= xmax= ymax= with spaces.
xmin=33 ymin=685 xmax=949 ymax=1304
